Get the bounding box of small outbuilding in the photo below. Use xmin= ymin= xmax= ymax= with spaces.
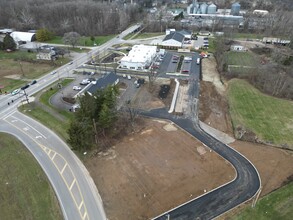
xmin=230 ymin=45 xmax=244 ymax=51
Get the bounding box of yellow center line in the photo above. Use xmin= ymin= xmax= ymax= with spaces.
xmin=3 ymin=117 xmax=89 ymax=220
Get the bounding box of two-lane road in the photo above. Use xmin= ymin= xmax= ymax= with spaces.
xmin=0 ymin=24 xmax=141 ymax=220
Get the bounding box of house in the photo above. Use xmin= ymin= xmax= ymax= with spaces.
xmin=161 ymin=32 xmax=185 ymax=49
xmin=178 ymin=30 xmax=192 ymax=39
xmin=120 ymin=44 xmax=157 ymax=70
xmin=87 ymin=72 xmax=119 ymax=96
xmin=230 ymin=45 xmax=244 ymax=51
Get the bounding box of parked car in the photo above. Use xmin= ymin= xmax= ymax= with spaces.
xmin=197 ymin=58 xmax=201 ymax=64
xmin=123 ymin=74 xmax=126 ymax=78
xmin=80 ymin=79 xmax=90 ymax=85
xmin=30 ymin=80 xmax=37 ymax=85
xmin=127 ymin=75 xmax=131 ymax=80
xmin=182 ymin=70 xmax=189 ymax=73
xmin=73 ymin=86 xmax=82 ymax=91
xmin=11 ymin=89 xmax=20 ymax=96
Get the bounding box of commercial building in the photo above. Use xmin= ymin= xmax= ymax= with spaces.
xmin=161 ymin=32 xmax=185 ymax=49
xmin=120 ymin=44 xmax=157 ymax=70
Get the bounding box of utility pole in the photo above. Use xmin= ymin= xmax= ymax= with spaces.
xmin=93 ymin=118 xmax=98 ymax=144
xmin=23 ymin=89 xmax=29 ymax=104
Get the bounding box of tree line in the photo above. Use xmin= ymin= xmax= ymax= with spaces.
xmin=214 ymin=35 xmax=293 ymax=100
xmin=0 ymin=0 xmax=144 ymax=36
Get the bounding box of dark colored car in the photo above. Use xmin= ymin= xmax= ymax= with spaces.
xmin=21 ymin=84 xmax=30 ymax=90
xmin=30 ymin=80 xmax=37 ymax=85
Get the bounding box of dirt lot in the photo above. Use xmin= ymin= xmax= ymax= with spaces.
xmin=84 ymin=56 xmax=293 ymax=220
xmin=85 ymin=119 xmax=235 ymax=220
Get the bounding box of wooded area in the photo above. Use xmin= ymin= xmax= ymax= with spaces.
xmin=0 ymin=0 xmax=143 ymax=35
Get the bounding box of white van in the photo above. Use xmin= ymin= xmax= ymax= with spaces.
xmin=196 ymin=58 xmax=201 ymax=65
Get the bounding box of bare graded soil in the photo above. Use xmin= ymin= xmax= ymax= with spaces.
xmin=85 ymin=119 xmax=235 ymax=220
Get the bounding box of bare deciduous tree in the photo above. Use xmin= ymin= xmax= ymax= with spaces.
xmin=63 ymin=32 xmax=81 ymax=48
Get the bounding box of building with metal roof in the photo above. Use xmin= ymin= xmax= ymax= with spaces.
xmin=10 ymin=31 xmax=36 ymax=42
xmin=87 ymin=72 xmax=119 ymax=96
xmin=161 ymin=32 xmax=185 ymax=48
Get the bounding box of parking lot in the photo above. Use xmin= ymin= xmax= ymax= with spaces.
xmin=157 ymin=51 xmax=200 ymax=78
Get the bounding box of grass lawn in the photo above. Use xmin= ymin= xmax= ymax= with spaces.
xmin=39 ymin=78 xmax=75 ymax=120
xmin=234 ymin=182 xmax=293 ymax=220
xmin=133 ymin=32 xmax=164 ymax=39
xmin=40 ymin=78 xmax=73 ymax=107
xmin=228 ymin=79 xmax=293 ymax=148
xmin=123 ymin=33 xmax=136 ymax=40
xmin=0 ymin=50 xmax=70 ymax=92
xmin=45 ymin=35 xmax=115 ymax=47
xmin=0 ymin=133 xmax=62 ymax=220
xmin=226 ymin=51 xmax=258 ymax=66
xmin=20 ymin=104 xmax=70 ymax=140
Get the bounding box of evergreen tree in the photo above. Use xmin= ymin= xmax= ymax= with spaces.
xmin=67 ymin=85 xmax=119 ymax=151
xmin=3 ymin=34 xmax=16 ymax=51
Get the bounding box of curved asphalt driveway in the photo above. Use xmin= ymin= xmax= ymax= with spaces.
xmin=139 ymin=52 xmax=261 ymax=219
xmin=141 ymin=108 xmax=261 ymax=219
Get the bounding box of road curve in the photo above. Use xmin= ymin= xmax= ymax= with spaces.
xmin=141 ymin=108 xmax=261 ymax=219
xmin=0 ymin=24 xmax=142 ymax=220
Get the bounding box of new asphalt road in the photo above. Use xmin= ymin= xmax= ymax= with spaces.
xmin=0 ymin=24 xmax=141 ymax=220
xmin=140 ymin=54 xmax=261 ymax=219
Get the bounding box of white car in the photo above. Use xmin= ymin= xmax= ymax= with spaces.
xmin=80 ymin=79 xmax=90 ymax=85
xmin=11 ymin=89 xmax=20 ymax=96
xmin=73 ymin=86 xmax=82 ymax=91
xmin=127 ymin=75 xmax=131 ymax=80
xmin=51 ymin=71 xmax=57 ymax=75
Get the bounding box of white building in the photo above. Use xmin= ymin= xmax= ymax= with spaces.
xmin=10 ymin=31 xmax=36 ymax=42
xmin=230 ymin=45 xmax=244 ymax=51
xmin=161 ymin=32 xmax=184 ymax=48
xmin=166 ymin=28 xmax=176 ymax=35
xmin=120 ymin=44 xmax=157 ymax=70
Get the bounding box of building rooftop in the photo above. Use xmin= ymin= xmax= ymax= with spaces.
xmin=87 ymin=72 xmax=118 ymax=95
xmin=121 ymin=44 xmax=157 ymax=63
xmin=163 ymin=32 xmax=185 ymax=43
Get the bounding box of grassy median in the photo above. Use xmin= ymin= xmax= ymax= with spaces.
xmin=228 ymin=79 xmax=293 ymax=148
xmin=0 ymin=133 xmax=62 ymax=220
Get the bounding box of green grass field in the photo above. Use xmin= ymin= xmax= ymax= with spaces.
xmin=20 ymin=104 xmax=70 ymax=140
xmin=228 ymin=79 xmax=293 ymax=148
xmin=45 ymin=35 xmax=115 ymax=47
xmin=133 ymin=32 xmax=164 ymax=39
xmin=226 ymin=51 xmax=258 ymax=66
xmin=234 ymin=182 xmax=293 ymax=220
xmin=0 ymin=133 xmax=62 ymax=220
xmin=0 ymin=50 xmax=69 ymax=92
